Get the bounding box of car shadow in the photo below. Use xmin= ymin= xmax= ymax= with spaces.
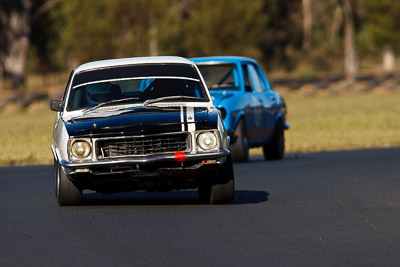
xmin=80 ymin=190 xmax=269 ymax=206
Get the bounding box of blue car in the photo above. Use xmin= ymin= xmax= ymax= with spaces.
xmin=191 ymin=56 xmax=289 ymax=162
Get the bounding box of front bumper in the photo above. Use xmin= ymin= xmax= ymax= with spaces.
xmin=55 ymin=148 xmax=230 ymax=193
xmin=59 ymin=149 xmax=230 ymax=169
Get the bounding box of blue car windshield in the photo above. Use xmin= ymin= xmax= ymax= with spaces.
xmin=66 ymin=64 xmax=209 ymax=111
xmin=197 ymin=64 xmax=240 ymax=90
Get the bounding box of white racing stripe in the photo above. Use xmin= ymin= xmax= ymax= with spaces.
xmin=186 ymin=106 xmax=196 ymax=153
xmin=187 ymin=106 xmax=195 ymax=132
xmin=180 ymin=105 xmax=185 ymax=131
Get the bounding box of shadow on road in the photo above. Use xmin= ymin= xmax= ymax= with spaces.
xmin=232 ymin=190 xmax=269 ymax=204
xmin=80 ymin=190 xmax=269 ymax=206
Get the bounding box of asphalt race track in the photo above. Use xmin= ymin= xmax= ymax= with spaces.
xmin=1 ymin=148 xmax=399 ymax=266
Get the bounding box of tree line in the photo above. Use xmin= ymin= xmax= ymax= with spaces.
xmin=1 ymin=0 xmax=399 ymax=90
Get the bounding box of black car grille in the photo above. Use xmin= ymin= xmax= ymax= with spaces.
xmin=96 ymin=133 xmax=189 ymax=158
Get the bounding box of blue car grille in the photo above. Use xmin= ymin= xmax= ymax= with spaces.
xmin=96 ymin=133 xmax=189 ymax=158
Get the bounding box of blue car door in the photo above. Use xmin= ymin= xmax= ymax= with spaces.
xmin=245 ymin=63 xmax=275 ymax=143
xmin=240 ymin=64 xmax=258 ymax=142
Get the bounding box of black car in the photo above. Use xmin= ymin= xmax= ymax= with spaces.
xmin=50 ymin=56 xmax=234 ymax=205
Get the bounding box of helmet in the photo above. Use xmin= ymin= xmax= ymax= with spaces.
xmin=85 ymin=82 xmax=113 ymax=106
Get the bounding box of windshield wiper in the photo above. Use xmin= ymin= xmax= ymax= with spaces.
xmin=143 ymin=96 xmax=204 ymax=106
xmin=83 ymin=97 xmax=139 ymax=114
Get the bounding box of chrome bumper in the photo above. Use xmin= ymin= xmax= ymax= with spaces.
xmin=60 ymin=149 xmax=230 ymax=169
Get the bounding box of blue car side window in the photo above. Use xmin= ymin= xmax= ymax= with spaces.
xmin=256 ymin=65 xmax=271 ymax=91
xmin=247 ymin=64 xmax=265 ymax=93
xmin=242 ymin=65 xmax=252 ymax=92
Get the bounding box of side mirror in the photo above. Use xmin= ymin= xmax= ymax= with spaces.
xmin=50 ymin=100 xmax=64 ymax=112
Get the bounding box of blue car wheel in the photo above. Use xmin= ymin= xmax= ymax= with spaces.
xmin=263 ymin=122 xmax=284 ymax=160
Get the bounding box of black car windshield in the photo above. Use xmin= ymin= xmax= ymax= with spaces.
xmin=66 ymin=64 xmax=209 ymax=111
xmin=197 ymin=64 xmax=240 ymax=90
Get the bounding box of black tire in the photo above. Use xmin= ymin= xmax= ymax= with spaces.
xmin=198 ymin=182 xmax=211 ymax=201
xmin=263 ymin=122 xmax=285 ymax=160
xmin=230 ymin=119 xmax=249 ymax=162
xmin=55 ymin=161 xmax=82 ymax=206
xmin=198 ymin=155 xmax=235 ymax=204
xmin=54 ymin=159 xmax=58 ymax=197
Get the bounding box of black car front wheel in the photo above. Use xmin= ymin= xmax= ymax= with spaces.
xmin=230 ymin=119 xmax=249 ymax=162
xmin=55 ymin=160 xmax=82 ymax=206
xmin=198 ymin=155 xmax=235 ymax=204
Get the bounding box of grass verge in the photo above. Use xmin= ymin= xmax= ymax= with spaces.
xmin=283 ymin=90 xmax=400 ymax=153
xmin=0 ymin=102 xmax=55 ymax=165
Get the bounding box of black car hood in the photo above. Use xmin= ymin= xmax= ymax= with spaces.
xmin=65 ymin=107 xmax=210 ymax=136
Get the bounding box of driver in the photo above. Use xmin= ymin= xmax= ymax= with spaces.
xmin=85 ymin=82 xmax=113 ymax=106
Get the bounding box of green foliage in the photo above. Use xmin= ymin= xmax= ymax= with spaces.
xmin=358 ymin=0 xmax=400 ymax=52
xmin=54 ymin=0 xmax=115 ymax=66
xmin=261 ymin=0 xmax=302 ymax=69
xmin=29 ymin=0 xmax=60 ymax=72
xmin=50 ymin=0 xmax=274 ymax=66
xmin=104 ymin=0 xmax=161 ymax=57
xmin=53 ymin=0 xmax=175 ymax=65
xmin=182 ymin=0 xmax=268 ymax=59
xmin=2 ymin=0 xmax=400 ymax=74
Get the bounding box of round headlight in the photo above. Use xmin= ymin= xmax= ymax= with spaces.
xmin=197 ymin=132 xmax=217 ymax=151
xmin=71 ymin=140 xmax=91 ymax=159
